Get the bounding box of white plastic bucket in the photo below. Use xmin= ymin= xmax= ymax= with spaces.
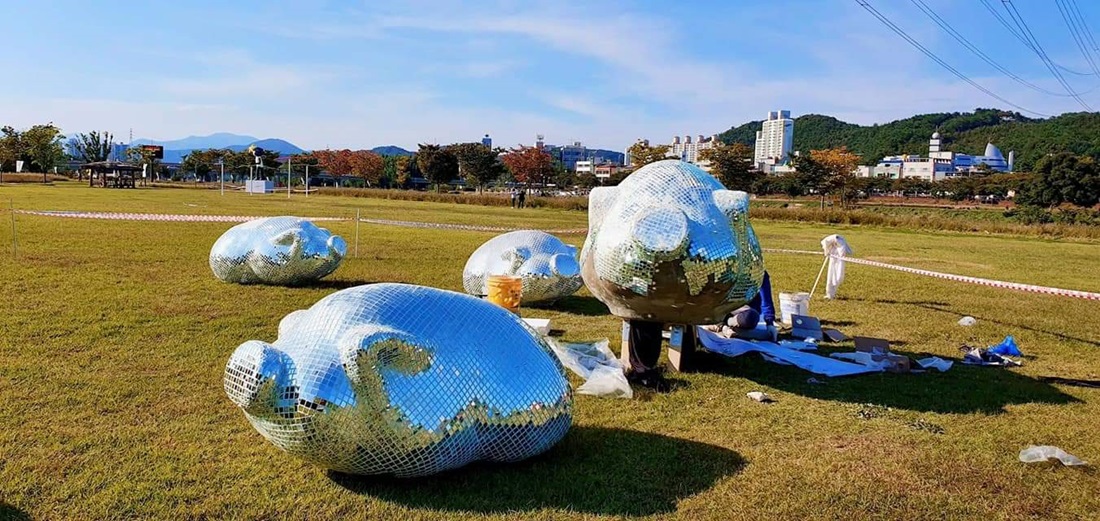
xmin=779 ymin=292 xmax=810 ymax=324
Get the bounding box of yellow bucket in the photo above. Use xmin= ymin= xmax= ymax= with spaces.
xmin=487 ymin=275 xmax=523 ymax=314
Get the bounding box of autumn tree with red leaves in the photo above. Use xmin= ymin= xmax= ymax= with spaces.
xmin=311 ymin=149 xmax=385 ymax=186
xmin=500 ymin=145 xmax=553 ymax=187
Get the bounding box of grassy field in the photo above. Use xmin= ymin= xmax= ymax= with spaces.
xmin=1 ymin=184 xmax=1099 ymax=520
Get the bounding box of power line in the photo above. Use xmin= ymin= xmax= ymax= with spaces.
xmin=908 ymin=0 xmax=1089 ymax=97
xmin=977 ymin=0 xmax=1096 ymax=76
xmin=1055 ymin=0 xmax=1100 ymax=74
xmin=1067 ymin=0 xmax=1100 ymax=52
xmin=1000 ymin=0 xmax=1092 ymax=110
xmin=853 ymin=0 xmax=1049 ymax=116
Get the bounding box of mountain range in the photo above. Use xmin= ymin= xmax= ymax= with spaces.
xmin=717 ymin=109 xmax=1100 ymax=172
xmin=130 ymin=134 xmax=419 ymax=162
xmin=132 ymin=133 xmax=306 ymax=163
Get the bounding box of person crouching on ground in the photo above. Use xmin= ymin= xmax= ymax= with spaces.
xmin=704 ymin=271 xmax=776 ymax=338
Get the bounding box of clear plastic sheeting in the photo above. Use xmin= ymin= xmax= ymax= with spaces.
xmin=696 ymin=328 xmax=881 ymax=377
xmin=1019 ymin=445 xmax=1087 ymax=466
xmin=548 ymin=339 xmax=633 ymax=399
xmin=916 ymin=357 xmax=954 ymax=372
xmin=223 ymin=283 xmax=573 ymax=477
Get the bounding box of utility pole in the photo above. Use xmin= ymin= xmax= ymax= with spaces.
xmin=287 ymin=156 xmax=292 ymax=199
xmin=305 ymin=164 xmax=310 ymax=197
xmin=219 ymin=160 xmax=225 ymax=196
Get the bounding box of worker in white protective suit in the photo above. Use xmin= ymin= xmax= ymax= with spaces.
xmin=821 ymin=234 xmax=852 ymax=299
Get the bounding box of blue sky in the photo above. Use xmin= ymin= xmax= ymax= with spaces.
xmin=2 ymin=0 xmax=1099 ymax=151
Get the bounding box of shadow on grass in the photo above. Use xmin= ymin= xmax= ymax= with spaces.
xmin=923 ymin=305 xmax=1100 ymax=349
xmin=309 ymin=279 xmax=377 ymax=290
xmin=537 ymin=295 xmax=610 ymax=317
xmin=854 ymin=297 xmax=1100 ymax=348
xmin=0 ymin=504 xmax=30 ymax=521
xmin=820 ymin=319 xmax=858 ymax=327
xmin=329 ymin=426 xmax=743 ymax=517
xmin=693 ymin=349 xmax=1080 ymax=415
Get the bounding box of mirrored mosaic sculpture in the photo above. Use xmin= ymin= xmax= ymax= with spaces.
xmin=462 ymin=230 xmax=583 ymax=304
xmin=580 ymin=159 xmax=765 ymax=324
xmin=224 ymin=283 xmax=573 ymax=477
xmin=210 ymin=216 xmax=346 ymax=285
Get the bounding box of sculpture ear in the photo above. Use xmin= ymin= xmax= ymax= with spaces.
xmin=630 ymin=206 xmax=688 ymax=256
xmin=587 ymin=187 xmax=619 ymax=234
xmin=328 ymin=235 xmax=348 ymax=258
xmin=338 ymin=326 xmax=433 ymax=388
xmin=712 ymin=190 xmax=750 ymax=220
xmin=550 ymin=253 xmax=580 ymax=277
xmin=224 ymin=340 xmax=292 ymax=414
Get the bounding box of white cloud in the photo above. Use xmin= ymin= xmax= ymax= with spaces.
xmin=3 ymin=1 xmax=1091 ymax=153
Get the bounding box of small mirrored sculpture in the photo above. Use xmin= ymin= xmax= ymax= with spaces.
xmin=580 ymin=159 xmax=765 ymax=324
xmin=224 ymin=283 xmax=573 ymax=477
xmin=462 ymin=230 xmax=583 ymax=304
xmin=210 ymin=216 xmax=346 ymax=285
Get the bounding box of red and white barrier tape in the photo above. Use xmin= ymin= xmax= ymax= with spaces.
xmin=16 ymin=210 xmax=1098 ymax=300
xmin=15 ymin=210 xmax=344 ymax=222
xmin=762 ymin=247 xmax=1100 ymax=301
xmin=358 ymin=218 xmax=587 ymax=234
xmin=834 ymin=255 xmax=1100 ymax=301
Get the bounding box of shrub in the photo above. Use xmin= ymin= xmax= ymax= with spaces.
xmin=315 ymin=187 xmax=590 ymax=211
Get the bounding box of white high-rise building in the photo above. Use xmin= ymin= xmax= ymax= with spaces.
xmin=667 ymin=134 xmax=720 ymax=166
xmin=754 ymin=110 xmax=795 ymax=166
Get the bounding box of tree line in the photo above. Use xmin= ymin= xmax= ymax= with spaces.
xmin=717 ymin=109 xmax=1100 ymax=173
xmin=0 ymin=123 xmax=67 ymax=175
xmin=625 ymin=139 xmax=1100 ymax=219
xmin=187 ymin=142 xmax=581 ymax=192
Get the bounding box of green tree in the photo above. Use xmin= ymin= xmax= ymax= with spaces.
xmin=221 ymin=149 xmax=254 ymax=180
xmin=125 ymin=146 xmax=160 ymax=182
xmin=181 ymin=149 xmax=228 ymax=181
xmin=0 ymin=126 xmax=27 ymax=173
xmin=699 ymin=142 xmax=757 ymax=191
xmin=23 ymin=124 xmax=67 ymax=178
xmin=1018 ymin=152 xmax=1100 ymax=208
xmin=381 ymin=155 xmax=399 ymax=188
xmin=789 ymin=154 xmax=829 ymax=205
xmin=69 ymin=131 xmax=113 ymax=163
xmin=627 ymin=140 xmax=670 ymax=168
xmin=448 ymin=142 xmax=502 ymax=193
xmin=552 ymin=162 xmax=575 ymax=189
xmin=416 ymin=144 xmax=459 ymax=191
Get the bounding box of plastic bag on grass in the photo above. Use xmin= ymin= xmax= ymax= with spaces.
xmin=548 ymin=339 xmax=633 ymax=399
xmin=1019 ymin=445 xmax=1086 ymax=466
xmin=989 ymin=335 xmax=1022 ymax=357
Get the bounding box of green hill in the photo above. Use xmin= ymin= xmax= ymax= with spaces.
xmin=717 ymin=109 xmax=1100 ymax=171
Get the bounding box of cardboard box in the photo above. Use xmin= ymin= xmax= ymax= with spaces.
xmin=823 ymin=328 xmax=848 ymax=342
xmin=882 ymin=354 xmax=911 ymax=373
xmin=790 ymin=314 xmax=823 ymax=341
xmin=854 ymin=337 xmax=911 ymax=373
xmin=854 ymin=336 xmax=891 ymax=355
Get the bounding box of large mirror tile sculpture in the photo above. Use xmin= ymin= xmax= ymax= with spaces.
xmin=581 ymin=160 xmax=765 ymax=324
xmin=210 ymin=217 xmax=346 ymax=285
xmin=462 ymin=230 xmax=583 ymax=304
xmin=224 ymin=283 xmax=573 ymax=477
